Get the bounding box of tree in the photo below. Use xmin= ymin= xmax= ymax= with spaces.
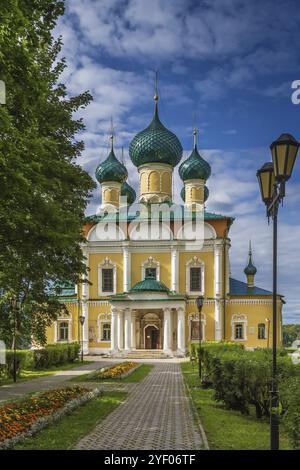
xmin=0 ymin=0 xmax=95 ymax=346
xmin=282 ymin=324 xmax=300 ymax=347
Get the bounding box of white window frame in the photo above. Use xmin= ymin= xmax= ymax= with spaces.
xmin=55 ymin=317 xmax=72 ymax=343
xmin=258 ymin=323 xmax=266 ymax=340
xmin=186 ymin=257 xmax=204 ymax=295
xmin=141 ymin=256 xmax=160 ymax=281
xmin=97 ymin=314 xmax=111 ymax=343
xmin=98 ymin=257 xmax=117 ymax=296
xmin=231 ymin=314 xmax=248 ymax=341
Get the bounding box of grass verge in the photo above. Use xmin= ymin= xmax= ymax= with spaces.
xmin=181 ymin=361 xmax=292 ymax=450
xmin=14 ymin=391 xmax=127 ymax=450
xmin=0 ymin=361 xmax=94 ymax=387
xmin=70 ymin=363 xmax=154 ymax=383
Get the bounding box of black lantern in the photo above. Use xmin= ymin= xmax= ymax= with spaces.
xmin=196 ymin=295 xmax=204 ymax=314
xmin=257 ymin=162 xmax=275 ymax=206
xmin=270 ymin=133 xmax=299 ymax=183
xmin=79 ymin=315 xmax=85 ymax=362
xmin=79 ymin=315 xmax=85 ymax=326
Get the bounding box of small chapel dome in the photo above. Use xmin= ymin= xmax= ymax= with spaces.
xmin=129 ymin=94 xmax=183 ymax=168
xmin=179 ymin=145 xmax=211 ymax=182
xmin=244 ymin=242 xmax=257 ymax=276
xmin=95 ymin=136 xmax=128 ymax=184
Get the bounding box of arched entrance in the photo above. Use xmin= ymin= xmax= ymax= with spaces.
xmin=144 ymin=324 xmax=160 ymax=349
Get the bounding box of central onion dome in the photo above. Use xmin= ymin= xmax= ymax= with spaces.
xmin=129 ymin=95 xmax=183 ymax=168
xmin=179 ymin=142 xmax=211 ymax=182
xmin=95 ymin=136 xmax=128 ymax=184
xmin=244 ymin=242 xmax=257 ymax=276
xmin=121 ymin=181 xmax=136 ymax=206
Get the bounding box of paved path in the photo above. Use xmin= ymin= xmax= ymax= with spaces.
xmin=0 ymin=361 xmax=111 ymax=403
xmin=75 ymin=363 xmax=204 ymax=450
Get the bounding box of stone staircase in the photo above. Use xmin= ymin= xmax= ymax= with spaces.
xmin=121 ymin=349 xmax=169 ymax=359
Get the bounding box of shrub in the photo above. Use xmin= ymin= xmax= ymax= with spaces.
xmin=279 ymin=376 xmax=300 ymax=449
xmin=33 ymin=342 xmax=80 ymax=369
xmin=2 ymin=350 xmax=34 ymax=379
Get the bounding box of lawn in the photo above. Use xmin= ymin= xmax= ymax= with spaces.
xmin=70 ymin=363 xmax=154 ymax=383
xmin=0 ymin=361 xmax=94 ymax=387
xmin=181 ymin=361 xmax=293 ymax=450
xmin=14 ymin=391 xmax=127 ymax=450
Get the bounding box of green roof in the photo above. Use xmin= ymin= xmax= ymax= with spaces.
xmin=130 ymin=276 xmax=170 ymax=293
xmin=179 ymin=145 xmax=211 ymax=182
xmin=129 ymin=101 xmax=183 ymax=168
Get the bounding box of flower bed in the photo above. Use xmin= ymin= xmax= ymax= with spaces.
xmin=88 ymin=362 xmax=139 ymax=380
xmin=0 ymin=386 xmax=101 ymax=449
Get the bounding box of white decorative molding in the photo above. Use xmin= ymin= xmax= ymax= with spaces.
xmin=186 ymin=256 xmax=205 ymax=296
xmin=98 ymin=257 xmax=117 ymax=296
xmin=171 ymin=247 xmax=179 ymax=292
xmin=141 ymin=256 xmax=160 ymax=280
xmin=231 ymin=313 xmax=248 ymax=341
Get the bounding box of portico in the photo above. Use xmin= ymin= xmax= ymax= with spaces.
xmin=109 ymin=276 xmax=186 ymax=356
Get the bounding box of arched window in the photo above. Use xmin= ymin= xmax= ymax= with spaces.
xmin=234 ymin=323 xmax=244 ymax=340
xmin=258 ymin=323 xmax=266 ymax=340
xmin=141 ymin=256 xmax=160 ymax=280
xmin=98 ymin=257 xmax=116 ymax=295
xmin=186 ymin=257 xmax=204 ymax=295
xmin=58 ymin=322 xmax=69 ymax=341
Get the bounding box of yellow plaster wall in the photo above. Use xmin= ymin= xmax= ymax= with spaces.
xmin=131 ymin=252 xmax=171 ymax=287
xmin=88 ymin=252 xmax=123 ymax=298
xmin=179 ymin=251 xmax=214 ymax=297
xmin=225 ymin=299 xmax=282 ymax=347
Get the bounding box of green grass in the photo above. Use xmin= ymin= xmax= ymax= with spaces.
xmin=0 ymin=361 xmax=93 ymax=387
xmin=181 ymin=361 xmax=292 ymax=450
xmin=14 ymin=391 xmax=127 ymax=450
xmin=70 ymin=363 xmax=154 ymax=383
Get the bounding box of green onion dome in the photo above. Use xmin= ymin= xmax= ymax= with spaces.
xmin=244 ymin=242 xmax=257 ymax=276
xmin=204 ymin=185 xmax=209 ymax=202
xmin=95 ymin=138 xmax=128 ymax=184
xmin=180 ymin=186 xmax=185 ymax=202
xmin=130 ymin=275 xmax=169 ymax=293
xmin=129 ymin=97 xmax=183 ymax=168
xmin=121 ymin=181 xmax=136 ymax=205
xmin=179 ymin=144 xmax=211 ymax=182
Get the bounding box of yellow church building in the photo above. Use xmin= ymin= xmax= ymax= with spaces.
xmin=47 ymin=90 xmax=283 ymax=357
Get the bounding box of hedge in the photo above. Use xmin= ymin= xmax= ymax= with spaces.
xmin=280 ymin=376 xmax=300 ymax=449
xmin=33 ymin=343 xmax=80 ymax=369
xmin=200 ymin=346 xmax=299 ymax=416
xmin=0 ymin=343 xmax=80 ymax=379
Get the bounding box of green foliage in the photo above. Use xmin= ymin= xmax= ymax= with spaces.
xmin=0 ymin=0 xmax=95 ymax=345
xmin=197 ymin=344 xmax=300 ymax=423
xmin=280 ymin=376 xmax=300 ymax=449
xmin=33 ymin=343 xmax=80 ymax=369
xmin=0 ymin=349 xmax=34 ymax=379
xmin=283 ymin=324 xmax=300 ymax=347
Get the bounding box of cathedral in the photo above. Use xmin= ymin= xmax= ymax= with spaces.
xmin=46 ymin=89 xmax=283 ymax=357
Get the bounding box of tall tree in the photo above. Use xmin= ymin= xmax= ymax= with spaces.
xmin=0 ymin=0 xmax=95 ymax=346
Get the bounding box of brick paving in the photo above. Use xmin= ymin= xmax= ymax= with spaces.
xmin=0 ymin=361 xmax=111 ymax=403
xmin=75 ymin=363 xmax=204 ymax=450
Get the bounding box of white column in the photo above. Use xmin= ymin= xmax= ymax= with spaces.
xmin=177 ymin=307 xmax=185 ymax=355
xmin=214 ymin=300 xmax=222 ymax=341
xmin=130 ymin=310 xmax=137 ymax=349
xmin=171 ymin=248 xmax=179 ymax=292
xmin=124 ymin=308 xmax=131 ymax=351
xmin=81 ymin=301 xmax=89 ymax=354
xmin=110 ymin=308 xmax=118 ymax=352
xmin=163 ymin=307 xmax=172 ymax=353
xmin=117 ymin=309 xmax=124 ymax=350
xmin=81 ymin=250 xmax=89 ymax=300
xmin=214 ymin=243 xmax=222 ymax=297
xmin=123 ymin=247 xmax=131 ymax=292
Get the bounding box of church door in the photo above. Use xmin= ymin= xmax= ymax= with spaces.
xmin=145 ymin=325 xmax=159 ymax=349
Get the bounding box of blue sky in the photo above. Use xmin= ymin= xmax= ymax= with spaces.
xmin=56 ymin=0 xmax=300 ymax=323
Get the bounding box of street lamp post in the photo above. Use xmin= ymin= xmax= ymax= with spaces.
xmin=79 ymin=315 xmax=85 ymax=363
xmin=196 ymin=295 xmax=205 ymax=382
xmin=10 ymin=295 xmax=21 ymax=383
xmin=257 ymin=133 xmax=299 ymax=451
